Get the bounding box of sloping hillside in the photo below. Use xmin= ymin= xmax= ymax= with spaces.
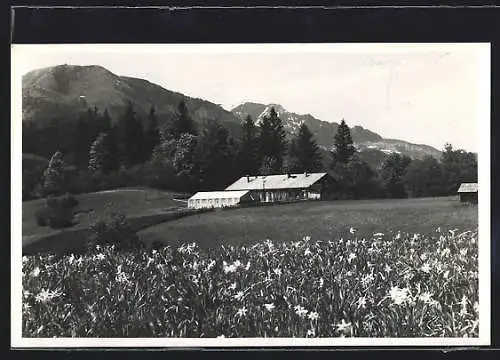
xmin=22 ymin=64 xmax=240 ymax=130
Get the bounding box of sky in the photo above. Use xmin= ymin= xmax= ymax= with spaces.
xmin=13 ymin=43 xmax=489 ymax=153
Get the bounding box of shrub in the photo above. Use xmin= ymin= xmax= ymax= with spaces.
xmin=35 ymin=204 xmax=74 ymax=229
xmin=35 ymin=193 xmax=78 ymax=229
xmin=87 ymin=213 xmax=140 ymax=251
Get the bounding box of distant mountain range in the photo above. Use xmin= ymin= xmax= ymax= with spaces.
xmin=231 ymin=102 xmax=442 ymax=163
xmin=22 ymin=64 xmax=442 ymax=169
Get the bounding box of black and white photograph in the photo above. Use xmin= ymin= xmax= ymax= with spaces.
xmin=11 ymin=43 xmax=490 ymax=347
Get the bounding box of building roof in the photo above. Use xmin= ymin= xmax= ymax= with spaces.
xmin=457 ymin=183 xmax=478 ymax=193
xmin=189 ymin=190 xmax=250 ymax=201
xmin=225 ymin=172 xmax=328 ymax=191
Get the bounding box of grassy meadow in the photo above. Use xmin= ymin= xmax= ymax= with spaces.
xmin=139 ymin=196 xmax=478 ymax=249
xmin=22 ymin=188 xmax=187 ymax=252
xmin=21 ymin=195 xmax=479 ymax=338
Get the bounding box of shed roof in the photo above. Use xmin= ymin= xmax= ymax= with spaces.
xmin=457 ymin=183 xmax=478 ymax=193
xmin=189 ymin=190 xmax=250 ymax=201
xmin=225 ymin=172 xmax=328 ymax=191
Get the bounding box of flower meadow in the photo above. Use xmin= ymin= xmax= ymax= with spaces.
xmin=22 ymin=228 xmax=479 ymax=338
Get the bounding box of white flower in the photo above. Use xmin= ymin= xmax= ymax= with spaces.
xmin=460 ymin=295 xmax=468 ymax=316
xmin=420 ymin=263 xmax=431 ymax=273
xmin=35 ymin=288 xmax=63 ymax=303
xmin=264 ymin=303 xmax=275 ymax=311
xmin=229 ymin=282 xmax=237 ymax=290
xmin=389 ymin=286 xmax=410 ymax=305
xmin=304 ymin=248 xmax=312 ymax=256
xmin=460 ymin=248 xmax=468 ymax=257
xmin=308 ymin=311 xmax=319 ymax=321
xmin=357 ymin=296 xmax=367 ymax=309
xmin=420 ymin=253 xmax=428 ymax=261
xmin=233 ymin=260 xmax=242 ymax=268
xmin=361 ymin=273 xmax=375 ymax=286
xmin=418 ymin=292 xmax=434 ymax=304
xmin=412 ymin=233 xmax=420 ymax=241
xmin=336 ymin=319 xmax=352 ymax=333
xmin=436 ymin=227 xmax=441 ymax=233
xmin=441 ymin=248 xmax=451 ymax=258
xmin=306 ymin=328 xmax=316 ymax=337
xmin=206 ymin=259 xmax=216 ymax=272
xmin=234 ymin=291 xmax=244 ymax=301
xmin=347 ymin=252 xmax=357 ymax=264
xmin=303 ymin=235 xmax=311 ymax=242
xmin=22 ymin=302 xmax=31 ymax=312
xmin=349 ymin=227 xmax=357 ymax=234
xmin=294 ymin=305 xmax=308 ymax=318
xmin=95 ymin=253 xmax=105 ymax=261
xmin=236 ymin=307 xmax=248 ymax=317
xmin=395 ymin=232 xmax=401 ymax=240
xmin=223 ymin=261 xmax=237 ymax=274
xmin=273 ymin=268 xmax=282 ymax=276
xmin=31 ymin=267 xmax=41 ymax=277
xmin=22 ymin=256 xmax=28 ymax=264
xmin=68 ymin=254 xmax=75 ymax=265
xmin=384 ymin=264 xmax=392 ymax=274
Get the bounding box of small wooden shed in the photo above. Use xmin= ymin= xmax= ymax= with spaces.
xmin=457 ymin=183 xmax=478 ymax=204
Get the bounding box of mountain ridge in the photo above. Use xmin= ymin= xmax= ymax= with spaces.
xmin=22 ymin=64 xmax=442 ymax=169
xmin=231 ymin=102 xmax=442 ymax=162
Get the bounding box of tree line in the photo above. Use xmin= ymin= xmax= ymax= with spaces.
xmin=23 ymin=100 xmax=477 ymax=201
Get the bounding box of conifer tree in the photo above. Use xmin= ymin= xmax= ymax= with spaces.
xmin=43 ymin=151 xmax=69 ymax=196
xmin=170 ymin=100 xmax=197 ymax=139
xmin=258 ymin=107 xmax=287 ymax=171
xmin=144 ymin=105 xmax=160 ymax=161
xmin=88 ymin=132 xmax=112 ymax=176
xmin=237 ymin=115 xmax=260 ymax=175
xmin=294 ymin=123 xmax=323 ymax=172
xmin=331 ymin=119 xmax=356 ymax=165
xmin=115 ymin=101 xmax=145 ymax=167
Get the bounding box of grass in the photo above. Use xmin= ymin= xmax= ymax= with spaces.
xmin=22 ymin=187 xmax=188 ymax=251
xmin=138 ymin=196 xmax=478 ymax=249
xmin=22 ymin=228 xmax=479 ymax=338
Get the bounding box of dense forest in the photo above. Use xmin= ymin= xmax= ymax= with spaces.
xmin=22 ymin=100 xmax=478 ymax=201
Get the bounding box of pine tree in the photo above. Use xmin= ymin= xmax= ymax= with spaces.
xmin=197 ymin=120 xmax=238 ymax=190
xmin=88 ymin=133 xmax=112 ymax=176
xmin=258 ymin=107 xmax=287 ymax=171
xmin=293 ymin=123 xmax=323 ymax=172
xmin=115 ymin=101 xmax=145 ymax=167
xmin=43 ymin=151 xmax=69 ymax=196
xmin=170 ymin=100 xmax=197 ymax=139
xmin=331 ymin=119 xmax=356 ymax=165
xmin=144 ymin=105 xmax=160 ymax=161
xmin=237 ymin=115 xmax=260 ymax=175
xmin=283 ymin=140 xmax=302 ymax=173
xmin=100 ymin=108 xmax=112 ymax=134
xmin=259 ymin=156 xmax=279 ymax=176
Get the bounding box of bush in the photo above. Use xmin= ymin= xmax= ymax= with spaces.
xmin=35 ymin=204 xmax=74 ymax=229
xmin=35 ymin=193 xmax=78 ymax=229
xmin=87 ymin=213 xmax=140 ymax=251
